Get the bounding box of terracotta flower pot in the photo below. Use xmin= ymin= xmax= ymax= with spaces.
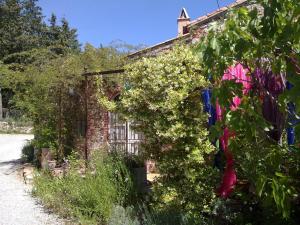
xmin=40 ymin=148 xmax=52 ymax=169
xmin=48 ymin=160 xmax=57 ymax=170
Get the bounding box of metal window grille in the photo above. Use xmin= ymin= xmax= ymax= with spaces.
xmin=108 ymin=112 xmax=144 ymax=155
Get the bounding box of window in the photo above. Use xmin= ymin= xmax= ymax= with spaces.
xmin=108 ymin=112 xmax=144 ymax=155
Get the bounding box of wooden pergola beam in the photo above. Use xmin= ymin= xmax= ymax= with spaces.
xmin=82 ymin=69 xmax=125 ymax=77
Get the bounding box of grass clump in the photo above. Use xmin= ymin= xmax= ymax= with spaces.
xmin=33 ymin=151 xmax=134 ymax=224
xmin=108 ymin=205 xmax=140 ymax=225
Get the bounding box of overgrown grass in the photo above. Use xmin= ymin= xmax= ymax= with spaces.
xmin=33 ymin=151 xmax=134 ymax=224
xmin=107 ymin=203 xmax=193 ymax=225
xmin=32 ymin=150 xmax=196 ymax=225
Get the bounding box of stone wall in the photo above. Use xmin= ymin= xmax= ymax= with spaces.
xmin=0 ymin=121 xmax=33 ymax=134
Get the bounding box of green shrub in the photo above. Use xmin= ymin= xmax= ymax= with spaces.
xmin=108 ymin=203 xmax=199 ymax=225
xmin=21 ymin=141 xmax=35 ymax=162
xmin=33 ymin=150 xmax=134 ymax=224
xmin=108 ymin=205 xmax=139 ymax=225
xmin=121 ymin=46 xmax=218 ymax=220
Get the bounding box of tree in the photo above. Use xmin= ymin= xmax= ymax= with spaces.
xmin=11 ymin=45 xmax=125 ymax=159
xmin=0 ymin=62 xmax=12 ymax=119
xmin=21 ymin=0 xmax=44 ymax=48
xmin=60 ymin=18 xmax=80 ymax=52
xmin=0 ymin=0 xmax=45 ymax=61
xmin=0 ymin=0 xmax=81 ymax=116
xmin=42 ymin=14 xmax=80 ymax=55
xmin=0 ymin=0 xmax=23 ymax=60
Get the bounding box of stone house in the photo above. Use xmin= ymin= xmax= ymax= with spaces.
xmin=82 ymin=0 xmax=251 ymax=158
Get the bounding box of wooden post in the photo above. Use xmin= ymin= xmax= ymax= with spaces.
xmin=125 ymin=121 xmax=129 ymax=155
xmin=58 ymin=85 xmax=63 ymax=161
xmin=84 ymin=75 xmax=88 ymax=163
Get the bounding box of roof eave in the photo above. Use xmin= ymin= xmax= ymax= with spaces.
xmin=127 ymin=33 xmax=190 ymax=59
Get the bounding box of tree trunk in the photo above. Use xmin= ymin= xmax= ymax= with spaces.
xmin=0 ymin=88 xmax=3 ymax=120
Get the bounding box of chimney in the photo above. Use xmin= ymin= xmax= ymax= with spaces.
xmin=177 ymin=8 xmax=190 ymax=36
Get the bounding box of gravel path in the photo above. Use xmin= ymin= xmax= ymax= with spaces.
xmin=0 ymin=134 xmax=64 ymax=225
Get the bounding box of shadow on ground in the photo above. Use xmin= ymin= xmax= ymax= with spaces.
xmin=0 ymin=159 xmax=23 ymax=175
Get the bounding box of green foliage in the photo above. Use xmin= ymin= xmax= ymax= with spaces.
xmin=108 ymin=205 xmax=139 ymax=225
xmin=119 ymin=1 xmax=300 ymax=223
xmin=21 ymin=141 xmax=35 ymax=162
xmin=8 ymin=45 xmax=125 ymax=158
xmin=33 ymin=151 xmax=133 ymax=225
xmin=194 ymin=0 xmax=300 ymax=222
xmin=0 ymin=0 xmax=80 ymax=120
xmin=109 ymin=203 xmax=203 ymax=225
xmin=0 ymin=0 xmax=80 ymax=61
xmin=139 ymin=204 xmax=189 ymax=225
xmin=121 ymin=46 xmax=218 ymax=221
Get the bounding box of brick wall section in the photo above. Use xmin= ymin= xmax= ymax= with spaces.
xmin=84 ymin=77 xmax=121 ymax=155
xmin=86 ymin=78 xmax=103 ymax=152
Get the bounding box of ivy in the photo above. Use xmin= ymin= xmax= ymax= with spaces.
xmin=120 ymin=46 xmax=218 ymax=221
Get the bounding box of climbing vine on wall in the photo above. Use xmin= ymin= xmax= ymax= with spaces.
xmin=120 ymin=46 xmax=219 ymax=221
